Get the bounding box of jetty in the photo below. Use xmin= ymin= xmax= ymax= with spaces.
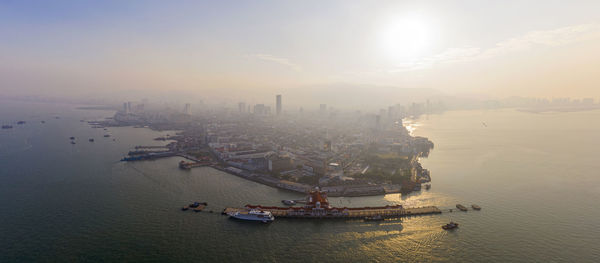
xmin=222 ymin=205 xmax=441 ymax=219
xmin=134 ymin=145 xmax=169 ymax=149
xmin=222 ymin=188 xmax=441 ymax=219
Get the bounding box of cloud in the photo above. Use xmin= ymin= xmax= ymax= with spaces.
xmin=392 ymin=23 xmax=600 ymax=72
xmin=247 ymin=53 xmax=302 ymax=71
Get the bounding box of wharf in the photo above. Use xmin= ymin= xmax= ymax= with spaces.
xmin=134 ymin=145 xmax=169 ymax=149
xmin=222 ymin=206 xmax=441 ymax=219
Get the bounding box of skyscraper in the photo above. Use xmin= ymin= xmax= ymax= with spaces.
xmin=319 ymin=104 xmax=327 ymax=114
xmin=276 ymin=95 xmax=282 ymax=116
xmin=254 ymin=104 xmax=265 ymax=115
xmin=238 ymin=102 xmax=246 ymax=114
xmin=183 ymin=103 xmax=191 ymax=115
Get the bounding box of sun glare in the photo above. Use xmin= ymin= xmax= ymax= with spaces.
xmin=379 ymin=15 xmax=432 ymax=61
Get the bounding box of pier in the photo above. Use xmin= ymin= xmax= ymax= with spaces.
xmin=134 ymin=145 xmax=169 ymax=149
xmin=222 ymin=205 xmax=441 ymax=219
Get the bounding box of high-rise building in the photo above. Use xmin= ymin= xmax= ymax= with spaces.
xmin=127 ymin=102 xmax=132 ymax=113
xmin=276 ymin=95 xmax=282 ymax=116
xmin=254 ymin=104 xmax=265 ymax=115
xmin=123 ymin=102 xmax=128 ymax=114
xmin=238 ymin=102 xmax=246 ymax=114
xmin=183 ymin=103 xmax=191 ymax=115
xmin=319 ymin=104 xmax=327 ymax=114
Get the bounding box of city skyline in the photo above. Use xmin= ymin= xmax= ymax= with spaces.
xmin=2 ymin=1 xmax=600 ymax=107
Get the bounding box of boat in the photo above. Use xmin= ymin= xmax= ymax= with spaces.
xmin=104 ymin=134 xmax=111 ymax=137
xmin=442 ymin=222 xmax=459 ymax=230
xmin=1 ymin=125 xmax=13 ymax=129
xmin=89 ymin=138 xmax=94 ymax=142
xmin=281 ymin=200 xmax=296 ymax=205
xmin=413 ymin=183 xmax=421 ymax=191
xmin=189 ymin=202 xmax=207 ymax=208
xmin=17 ymin=121 xmax=26 ymax=124
xmin=41 ymin=121 xmax=45 ymax=124
xmin=228 ymin=209 xmax=275 ymax=223
xmin=70 ymin=137 xmax=75 ymax=140
xmin=471 ymin=204 xmax=481 ymax=210
xmin=70 ymin=141 xmax=76 ymax=144
xmin=456 ymin=204 xmax=468 ymax=211
xmin=364 ymin=215 xmax=384 ymax=221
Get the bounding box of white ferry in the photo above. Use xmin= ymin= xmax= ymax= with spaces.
xmin=228 ymin=209 xmax=275 ymax=223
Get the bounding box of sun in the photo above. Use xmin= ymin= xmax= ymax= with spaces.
xmin=379 ymin=15 xmax=432 ymax=61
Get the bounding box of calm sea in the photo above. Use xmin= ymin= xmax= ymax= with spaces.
xmin=1 ymin=101 xmax=599 ymax=262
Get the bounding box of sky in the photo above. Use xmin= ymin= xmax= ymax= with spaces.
xmin=1 ymin=0 xmax=600 ymax=107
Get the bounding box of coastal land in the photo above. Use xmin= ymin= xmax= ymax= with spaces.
xmin=93 ymin=104 xmax=434 ymax=197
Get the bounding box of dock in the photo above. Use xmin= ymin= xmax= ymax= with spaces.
xmin=222 ymin=206 xmax=441 ymax=219
xmin=135 ymin=145 xmax=169 ymax=149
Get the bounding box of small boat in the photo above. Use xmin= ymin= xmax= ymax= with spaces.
xmin=228 ymin=209 xmax=275 ymax=223
xmin=456 ymin=204 xmax=468 ymax=211
xmin=413 ymin=184 xmax=421 ymax=191
xmin=104 ymin=134 xmax=111 ymax=137
xmin=41 ymin=121 xmax=45 ymax=124
xmin=1 ymin=125 xmax=13 ymax=129
xmin=364 ymin=215 xmax=384 ymax=221
xmin=189 ymin=202 xmax=208 ymax=208
xmin=89 ymin=138 xmax=94 ymax=142
xmin=281 ymin=200 xmax=296 ymax=205
xmin=181 ymin=206 xmax=189 ymax=211
xmin=471 ymin=204 xmax=481 ymax=210
xmin=442 ymin=222 xmax=459 ymax=230
xmin=70 ymin=137 xmax=75 ymax=140
xmin=70 ymin=141 xmax=76 ymax=145
xmin=17 ymin=121 xmax=26 ymax=124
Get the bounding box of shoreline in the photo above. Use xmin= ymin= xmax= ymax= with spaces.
xmin=205 ymin=164 xmax=406 ymax=198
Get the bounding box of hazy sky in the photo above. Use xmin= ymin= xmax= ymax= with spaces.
xmin=1 ymin=0 xmax=600 ymax=105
